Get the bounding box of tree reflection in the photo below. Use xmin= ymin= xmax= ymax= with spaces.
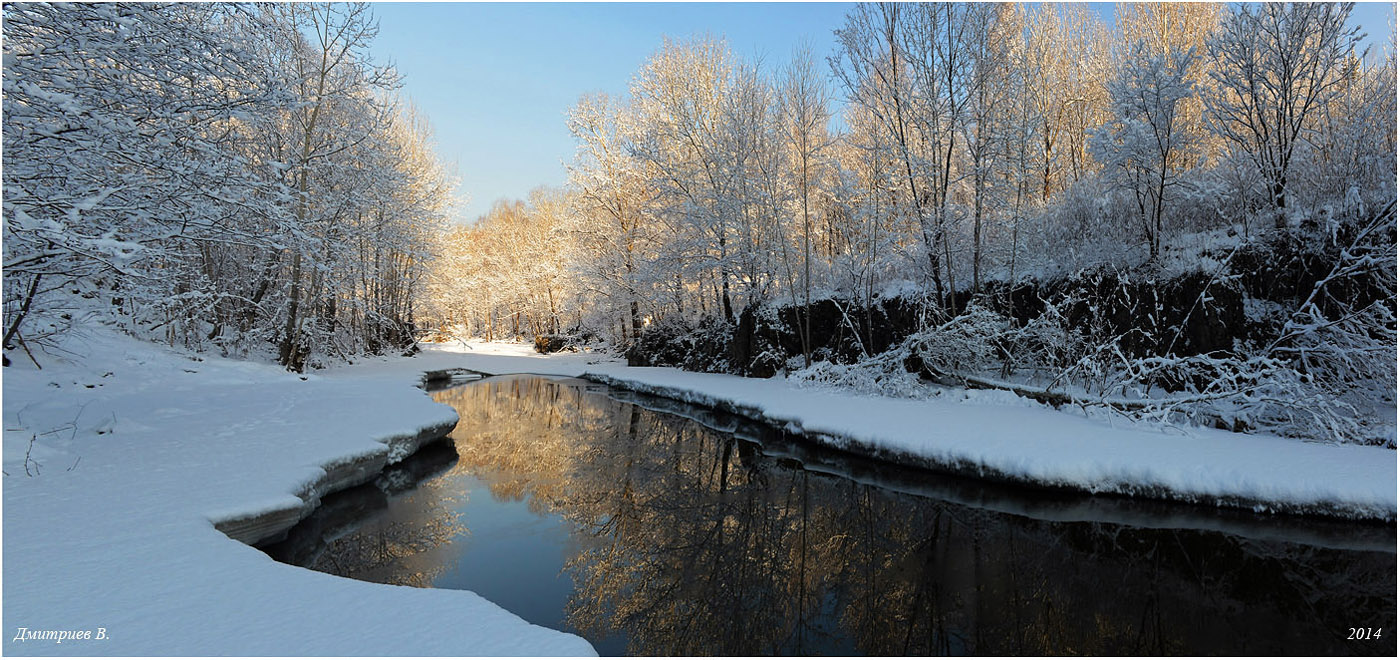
xmin=305 ymin=507 xmax=464 ymax=588
xmin=263 ymin=442 xmax=468 ymax=589
xmin=291 ymin=376 xmax=1397 ymax=656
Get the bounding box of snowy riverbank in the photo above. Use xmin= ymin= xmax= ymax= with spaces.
xmin=422 ymin=340 xmax=1397 ymax=521
xmin=2 ymin=331 xmax=595 ymax=656
xmin=3 ymin=333 xmax=1393 ymax=654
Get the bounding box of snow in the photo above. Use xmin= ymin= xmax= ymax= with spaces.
xmin=2 ymin=330 xmax=596 ymax=656
xmin=4 ymin=331 xmax=1392 ymax=654
xmin=425 ymin=341 xmax=1397 ymax=521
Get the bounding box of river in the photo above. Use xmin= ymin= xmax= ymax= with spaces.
xmin=262 ymin=375 xmax=1396 ymax=655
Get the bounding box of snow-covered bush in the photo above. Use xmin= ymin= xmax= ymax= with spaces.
xmin=906 ymin=302 xmax=1011 ymax=379
xmin=789 ymin=350 xmax=927 ymax=399
xmin=998 ymin=289 xmax=1110 ymax=390
xmin=3 ymin=3 xmax=284 ymax=362
xmin=1070 ymin=203 xmax=1398 ymax=444
xmin=1105 ymin=350 xmax=1390 ymax=446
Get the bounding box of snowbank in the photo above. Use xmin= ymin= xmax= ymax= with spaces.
xmin=2 ymin=331 xmax=595 ymax=656
xmin=424 ymin=341 xmax=1397 ymax=521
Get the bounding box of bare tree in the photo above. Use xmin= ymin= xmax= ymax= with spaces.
xmin=567 ymin=93 xmax=653 ymax=342
xmin=779 ymin=45 xmax=832 ymax=368
xmin=1204 ymin=2 xmax=1363 ymax=226
xmin=959 ymin=3 xmax=1013 ymax=294
xmin=1092 ymin=44 xmax=1199 ymax=261
xmin=832 ymin=3 xmax=947 ymax=308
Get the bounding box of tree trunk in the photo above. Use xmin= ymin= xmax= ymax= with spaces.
xmin=278 ymin=253 xmax=303 ymax=370
xmin=3 ymin=273 xmax=42 ymax=353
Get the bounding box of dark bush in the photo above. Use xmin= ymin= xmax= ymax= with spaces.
xmin=625 ymin=316 xmax=734 ymax=373
xmin=533 ymin=334 xmax=570 ymax=354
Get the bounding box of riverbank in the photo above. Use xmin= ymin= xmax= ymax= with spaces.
xmin=418 ymin=340 xmax=1397 ymax=521
xmin=2 ymin=330 xmax=595 ymax=656
xmin=4 ymin=333 xmax=1392 ymax=654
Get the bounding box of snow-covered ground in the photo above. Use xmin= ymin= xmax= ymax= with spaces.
xmin=420 ymin=340 xmax=1396 ymax=521
xmin=2 ymin=330 xmax=595 ymax=656
xmin=4 ymin=331 xmax=1393 ymax=655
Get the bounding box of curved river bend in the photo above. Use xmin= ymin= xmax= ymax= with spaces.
xmin=262 ymin=375 xmax=1396 ymax=656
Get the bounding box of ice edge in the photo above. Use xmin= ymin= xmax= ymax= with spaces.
xmin=210 ymin=388 xmax=458 ymax=546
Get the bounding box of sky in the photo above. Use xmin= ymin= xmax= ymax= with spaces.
xmin=368 ymin=2 xmax=1398 ymax=225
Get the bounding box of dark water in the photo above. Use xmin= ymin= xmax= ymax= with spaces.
xmin=262 ymin=375 xmax=1397 ymax=656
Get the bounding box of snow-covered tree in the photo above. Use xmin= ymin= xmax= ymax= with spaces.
xmin=1092 ymin=44 xmax=1200 ymax=260
xmin=1204 ymin=2 xmax=1364 ymax=225
xmin=3 ymin=3 xmax=287 ymax=361
xmin=1115 ymin=3 xmax=1225 ymax=164
xmin=566 ymin=93 xmax=656 ymax=341
xmin=5 ymin=3 xmax=450 ymax=370
xmin=630 ymin=36 xmax=748 ymax=323
xmin=778 ymin=45 xmax=833 ymax=367
xmin=832 ymin=3 xmax=947 ymax=302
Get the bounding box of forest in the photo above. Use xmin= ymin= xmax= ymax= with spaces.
xmin=4 ymin=2 xmax=1396 ymax=446
xmin=3 ymin=3 xmax=451 ymax=372
xmin=427 ymin=3 xmax=1397 ymax=446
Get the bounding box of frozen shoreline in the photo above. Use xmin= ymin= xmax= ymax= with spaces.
xmin=2 ymin=332 xmax=596 ymax=656
xmin=211 ymin=415 xmax=456 ymax=546
xmin=415 ymin=341 xmax=1397 ymax=522
xmin=581 ymin=371 xmax=1396 ymax=521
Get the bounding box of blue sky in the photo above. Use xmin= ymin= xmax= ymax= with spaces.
xmin=369 ymin=2 xmax=1397 ymax=224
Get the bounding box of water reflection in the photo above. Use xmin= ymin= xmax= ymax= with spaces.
xmin=261 ymin=440 xmax=466 ymax=588
xmin=267 ymin=376 xmax=1396 ymax=656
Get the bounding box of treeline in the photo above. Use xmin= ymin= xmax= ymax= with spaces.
xmin=429 ymin=2 xmax=1396 ymax=443
xmin=433 ymin=2 xmax=1392 ymax=342
xmin=3 ymin=2 xmax=452 ymax=371
xmin=424 ymin=190 xmax=574 ymax=340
